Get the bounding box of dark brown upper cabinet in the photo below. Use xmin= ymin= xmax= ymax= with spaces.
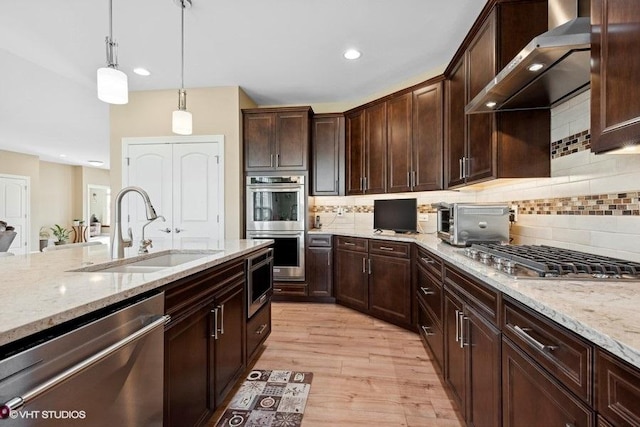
xmin=346 ymin=103 xmax=387 ymax=195
xmin=311 ymin=114 xmax=345 ymax=196
xmin=243 ymin=107 xmax=312 ymax=172
xmin=445 ymin=0 xmax=551 ymax=189
xmin=591 ymin=0 xmax=640 ymax=153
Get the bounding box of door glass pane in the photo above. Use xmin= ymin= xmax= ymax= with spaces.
xmin=253 ymin=191 xmax=298 ymax=221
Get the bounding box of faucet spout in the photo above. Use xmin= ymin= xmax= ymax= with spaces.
xmin=112 ymin=186 xmax=159 ymax=259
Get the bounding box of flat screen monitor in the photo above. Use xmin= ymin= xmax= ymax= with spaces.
xmin=373 ymin=198 xmax=417 ymax=233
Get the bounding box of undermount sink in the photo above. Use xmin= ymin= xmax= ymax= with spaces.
xmin=73 ymin=250 xmax=222 ymax=273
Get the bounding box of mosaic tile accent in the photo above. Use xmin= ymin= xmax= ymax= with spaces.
xmin=551 ymin=130 xmax=591 ymax=159
xmin=311 ymin=204 xmax=436 ymax=214
xmin=515 ymin=192 xmax=640 ymax=216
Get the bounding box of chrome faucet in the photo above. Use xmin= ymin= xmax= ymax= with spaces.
xmin=139 ymin=215 xmax=166 ymax=254
xmin=111 ymin=186 xmax=158 ymax=259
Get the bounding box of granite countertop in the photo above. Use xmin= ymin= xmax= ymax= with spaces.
xmin=0 ymin=239 xmax=272 ymax=347
xmin=309 ymin=229 xmax=640 ymax=370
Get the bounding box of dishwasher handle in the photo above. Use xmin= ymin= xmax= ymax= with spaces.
xmin=0 ymin=314 xmax=170 ymax=419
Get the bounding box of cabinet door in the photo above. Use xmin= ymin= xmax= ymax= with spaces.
xmin=275 ymin=111 xmax=309 ymax=170
xmin=364 ymin=102 xmax=387 ymax=194
xmin=591 ymin=0 xmax=640 ymax=153
xmin=369 ymin=253 xmax=412 ymax=327
xmin=465 ymin=12 xmax=496 ymax=184
xmin=412 ymin=82 xmax=443 ymax=191
xmin=444 ymin=289 xmax=467 ymax=413
xmin=417 ymin=296 xmax=444 ymax=371
xmin=311 ymin=115 xmax=344 ymax=195
xmin=164 ymin=302 xmax=215 ymax=427
xmin=387 ymin=93 xmax=413 ymax=193
xmin=307 ymin=246 xmax=333 ymax=297
xmin=502 ymin=338 xmax=594 ymax=427
xmin=335 ymin=249 xmax=368 ymax=311
xmin=213 ymin=280 xmax=246 ymax=407
xmin=465 ymin=305 xmax=501 ymax=427
xmin=244 ymin=113 xmax=275 ymax=171
xmin=346 ymin=110 xmax=365 ymax=195
xmin=445 ymin=58 xmax=466 ymax=189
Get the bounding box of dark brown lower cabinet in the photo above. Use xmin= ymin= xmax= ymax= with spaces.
xmin=417 ymin=296 xmax=444 ymax=371
xmin=307 ymin=244 xmax=333 ymax=298
xmin=502 ymin=337 xmax=594 ymax=427
xmin=444 ymin=285 xmax=501 ymax=427
xmin=596 ymin=350 xmax=640 ymax=427
xmin=247 ymin=302 xmax=272 ymax=363
xmin=369 ymin=253 xmax=411 ymax=326
xmin=335 ymin=248 xmax=368 ymax=311
xmin=163 ymin=257 xmax=257 ymax=427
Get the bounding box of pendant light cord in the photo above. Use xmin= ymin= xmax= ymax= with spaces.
xmin=109 ymin=0 xmax=113 ymax=40
xmin=180 ymin=0 xmax=185 ymax=90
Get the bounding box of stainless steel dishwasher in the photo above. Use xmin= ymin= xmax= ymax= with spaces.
xmin=0 ymin=292 xmax=168 ymax=426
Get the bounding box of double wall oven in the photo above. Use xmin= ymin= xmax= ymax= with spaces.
xmin=246 ymin=176 xmax=305 ymax=281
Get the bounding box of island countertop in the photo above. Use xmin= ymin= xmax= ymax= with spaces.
xmin=309 ymin=229 xmax=640 ymax=370
xmin=0 ymin=240 xmax=272 ymax=347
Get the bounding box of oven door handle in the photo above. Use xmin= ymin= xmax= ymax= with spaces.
xmin=249 ymin=233 xmax=304 ymax=237
xmin=0 ymin=314 xmax=170 ymax=418
xmin=247 ymin=186 xmax=303 ymax=192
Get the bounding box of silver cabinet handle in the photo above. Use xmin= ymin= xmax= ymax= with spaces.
xmin=412 ymin=170 xmax=417 ymax=188
xmin=363 ymin=176 xmax=368 ymax=191
xmin=454 ymin=309 xmax=460 ymax=342
xmin=270 ymin=154 xmax=274 ymax=168
xmin=421 ymin=326 xmax=435 ymax=336
xmin=174 ymin=228 xmax=184 ymax=234
xmin=327 ymin=252 xmax=331 ymax=266
xmin=360 ymin=177 xmax=364 ymax=191
xmin=368 ymin=258 xmax=372 ymax=275
xmin=407 ymin=171 xmax=411 ymax=187
xmin=274 ymin=288 xmax=283 ymax=293
xmin=421 ymin=257 xmax=435 ymax=264
xmin=379 ymin=246 xmax=395 ymax=251
xmin=464 ymin=157 xmax=471 ymax=178
xmin=459 ymin=158 xmax=464 ymax=180
xmin=344 ymin=242 xmax=356 ymax=246
xmin=276 ymin=154 xmax=280 ymax=167
xmin=256 ymin=324 xmax=268 ymax=335
xmin=513 ymin=325 xmax=558 ymax=352
xmin=420 ymin=287 xmax=435 ymax=296
xmin=0 ymin=315 xmax=169 ymax=418
xmin=219 ymin=304 xmax=225 ymax=335
xmin=211 ymin=307 xmax=219 ymax=339
xmin=159 ymin=228 xmax=171 ymax=233
xmin=460 ymin=314 xmax=469 ymax=348
xmin=362 ymin=257 xmax=366 ymax=274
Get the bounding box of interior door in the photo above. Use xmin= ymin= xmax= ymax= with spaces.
xmin=172 ymin=143 xmax=222 ymax=249
xmin=127 ymin=143 xmax=174 ymax=249
xmin=0 ymin=175 xmax=29 ymax=254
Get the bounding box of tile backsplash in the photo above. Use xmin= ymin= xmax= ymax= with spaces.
xmin=310 ymin=89 xmax=640 ymax=262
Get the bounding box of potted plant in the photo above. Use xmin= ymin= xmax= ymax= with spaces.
xmin=39 ymin=227 xmax=50 ymax=251
xmin=51 ymin=224 xmax=71 ymax=245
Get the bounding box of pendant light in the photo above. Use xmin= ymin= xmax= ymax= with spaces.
xmin=172 ymin=0 xmax=193 ymax=135
xmin=97 ymin=0 xmax=128 ymax=104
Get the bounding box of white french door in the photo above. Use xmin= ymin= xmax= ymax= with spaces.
xmin=0 ymin=174 xmax=30 ymax=255
xmin=124 ymin=137 xmax=224 ymax=250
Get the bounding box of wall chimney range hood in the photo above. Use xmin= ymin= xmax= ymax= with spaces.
xmin=466 ymin=0 xmax=591 ymax=114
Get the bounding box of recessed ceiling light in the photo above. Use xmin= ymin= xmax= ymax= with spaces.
xmin=486 ymin=101 xmax=497 ymax=108
xmin=344 ymin=49 xmax=362 ymax=60
xmin=133 ymin=67 xmax=151 ymax=76
xmin=88 ymin=160 xmax=104 ymax=166
xmin=59 ymin=154 xmax=67 ymax=158
xmin=528 ymin=63 xmax=544 ymax=72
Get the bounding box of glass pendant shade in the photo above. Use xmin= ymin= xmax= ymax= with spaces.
xmin=172 ymin=109 xmax=192 ymax=135
xmin=97 ymin=67 xmax=129 ymax=104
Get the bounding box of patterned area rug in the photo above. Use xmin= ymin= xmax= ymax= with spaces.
xmin=215 ymin=369 xmax=313 ymax=427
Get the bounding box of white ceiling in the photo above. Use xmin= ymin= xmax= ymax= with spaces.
xmin=0 ymin=0 xmax=486 ymax=169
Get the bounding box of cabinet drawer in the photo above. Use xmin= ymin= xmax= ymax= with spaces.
xmin=273 ymin=283 xmax=307 ymax=296
xmin=308 ymin=234 xmax=332 ymax=247
xmin=370 ymin=239 xmax=410 ymax=258
xmin=417 ymin=297 xmax=443 ymax=371
xmin=417 ymin=263 xmax=442 ymax=327
xmin=336 ymin=236 xmax=368 ymax=252
xmin=445 ymin=264 xmax=499 ymax=325
xmin=596 ymin=350 xmax=640 ymax=427
xmin=247 ymin=303 xmax=271 ymax=361
xmin=417 ymin=246 xmax=443 ymax=279
xmin=503 ymin=297 xmax=593 ymax=403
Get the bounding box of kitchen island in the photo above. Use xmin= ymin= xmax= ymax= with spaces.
xmin=0 ymin=240 xmax=271 ymax=347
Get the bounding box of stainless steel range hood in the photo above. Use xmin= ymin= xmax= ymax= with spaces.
xmin=466 ymin=0 xmax=591 ymax=114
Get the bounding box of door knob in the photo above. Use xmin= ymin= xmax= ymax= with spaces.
xmin=159 ymin=228 xmax=171 ymax=233
xmin=175 ymin=228 xmax=184 ymax=234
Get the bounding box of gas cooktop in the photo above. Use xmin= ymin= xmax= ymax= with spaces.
xmin=462 ymin=243 xmax=640 ymax=280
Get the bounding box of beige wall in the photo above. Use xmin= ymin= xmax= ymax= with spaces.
xmin=110 ymin=86 xmax=252 ymax=239
xmin=39 ymin=161 xmax=76 ymax=233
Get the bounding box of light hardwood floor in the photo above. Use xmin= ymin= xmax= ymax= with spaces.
xmin=212 ymin=302 xmax=464 ymax=427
